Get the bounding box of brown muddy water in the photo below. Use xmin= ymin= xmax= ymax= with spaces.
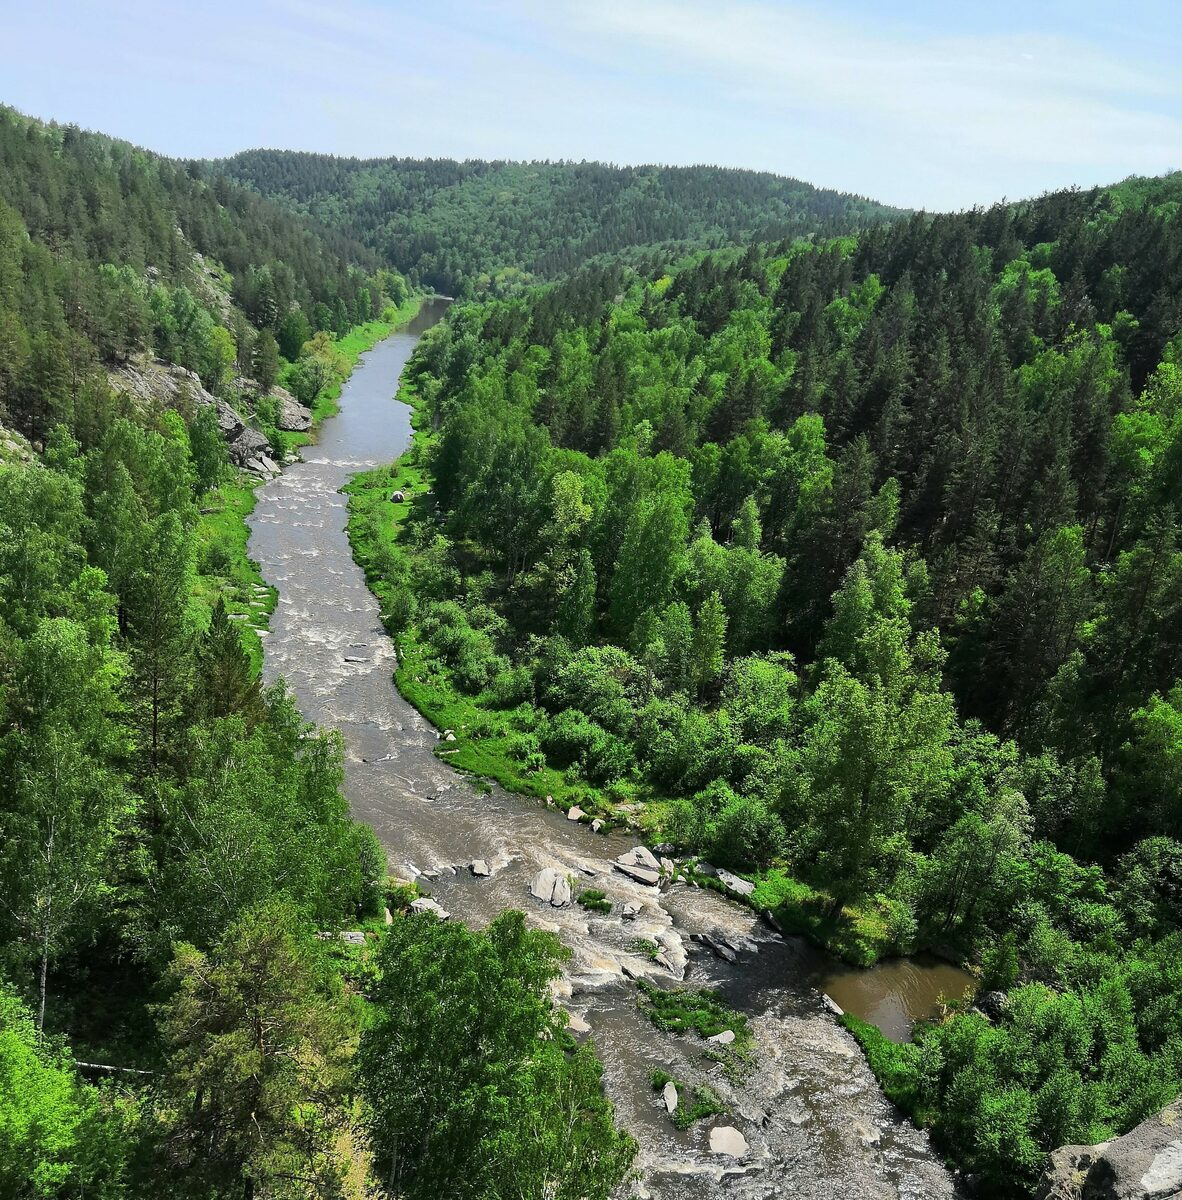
xmin=247 ymin=303 xmax=964 ymax=1199
xmin=814 ymin=957 xmax=975 ymax=1044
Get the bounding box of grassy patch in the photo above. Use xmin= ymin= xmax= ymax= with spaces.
xmin=636 ymin=981 xmax=750 ymax=1046
xmin=746 ymin=868 xmax=893 ymax=967
xmin=578 ymin=889 xmax=612 ymax=914
xmin=192 ymin=476 xmax=275 ymax=673
xmin=628 ymin=938 xmax=661 ymax=962
xmin=649 ymin=1070 xmax=725 ymax=1130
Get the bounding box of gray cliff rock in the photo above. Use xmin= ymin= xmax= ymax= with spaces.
xmin=1037 ymin=1102 xmax=1182 ymax=1200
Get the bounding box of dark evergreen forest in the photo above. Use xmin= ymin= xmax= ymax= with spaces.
xmin=216 ymin=150 xmax=903 ymax=296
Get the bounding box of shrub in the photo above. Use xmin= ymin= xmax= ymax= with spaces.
xmin=488 ymin=665 xmax=534 ymax=708
xmin=577 ymin=889 xmax=612 ymax=915
xmin=710 ymin=793 xmax=786 ymax=870
xmin=546 ymin=645 xmax=654 ymax=736
xmin=355 ymin=826 xmax=388 ymax=917
xmin=540 ymin=709 xmax=634 ymax=785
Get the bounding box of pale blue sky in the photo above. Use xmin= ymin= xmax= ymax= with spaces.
xmin=4 ymin=0 xmax=1180 ymax=210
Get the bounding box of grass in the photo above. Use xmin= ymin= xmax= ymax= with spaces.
xmin=578 ymin=889 xmax=612 ymax=914
xmin=746 ymin=868 xmax=895 ymax=967
xmin=636 ymin=981 xmax=749 ymax=1045
xmin=192 ymin=475 xmax=276 ymax=672
xmin=628 ymin=938 xmax=662 ymax=962
xmin=649 ymin=1070 xmax=726 ymax=1130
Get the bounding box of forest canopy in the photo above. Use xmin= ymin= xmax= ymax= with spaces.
xmin=216 ymin=151 xmax=904 ymax=296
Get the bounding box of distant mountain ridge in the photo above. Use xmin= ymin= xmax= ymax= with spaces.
xmin=214 ymin=150 xmax=906 ymax=296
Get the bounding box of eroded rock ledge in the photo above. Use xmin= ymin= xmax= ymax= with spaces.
xmin=1037 ymin=1101 xmax=1182 ymax=1200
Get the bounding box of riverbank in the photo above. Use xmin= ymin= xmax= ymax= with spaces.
xmin=253 ymin=314 xmax=960 ymax=1200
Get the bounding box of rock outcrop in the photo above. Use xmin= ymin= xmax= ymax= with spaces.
xmin=1037 ymin=1102 xmax=1182 ymax=1200
xmin=273 ymin=388 xmax=312 ymax=432
xmin=107 ymin=355 xmax=279 ymax=476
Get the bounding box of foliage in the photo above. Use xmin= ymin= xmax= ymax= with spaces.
xmin=358 ymin=910 xmax=635 ymax=1200
xmin=220 ymin=152 xmax=902 ymax=297
xmin=154 ymin=900 xmax=356 ymax=1199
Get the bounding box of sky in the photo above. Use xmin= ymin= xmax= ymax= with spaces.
xmin=3 ymin=0 xmax=1181 ymax=211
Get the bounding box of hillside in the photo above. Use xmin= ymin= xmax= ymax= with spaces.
xmin=215 ymin=151 xmax=904 ymax=296
xmin=0 ymin=105 xmax=415 ymax=444
xmin=352 ymin=173 xmax=1182 ymax=1196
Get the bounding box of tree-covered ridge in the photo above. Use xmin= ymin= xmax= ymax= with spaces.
xmin=369 ymin=177 xmax=1182 ymax=1194
xmin=0 ymin=105 xmax=380 ymax=321
xmin=0 ymin=105 xmax=416 ymax=448
xmin=216 ymin=150 xmax=904 ymax=296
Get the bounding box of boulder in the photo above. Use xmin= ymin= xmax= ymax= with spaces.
xmin=339 ymin=931 xmax=366 ymax=945
xmin=821 ymin=993 xmax=845 ymax=1018
xmin=567 ymin=805 xmax=585 ymax=821
xmin=974 ymin=990 xmax=1010 ymax=1021
xmin=663 ymin=1081 xmax=678 ymax=1114
xmin=390 ymin=490 xmax=405 ymax=503
xmin=228 ymin=426 xmax=270 ymax=467
xmin=694 ymin=932 xmax=737 ymax=964
xmin=529 ymin=867 xmax=572 ymax=907
xmin=409 ymin=897 xmax=450 ymax=920
xmin=614 ymin=861 xmax=661 ymax=887
xmin=591 ymin=818 xmax=604 ymax=833
xmin=621 ymin=903 xmax=642 ymax=920
xmin=716 ymin=868 xmax=756 ymax=898
xmin=708 ymin=1029 xmax=736 ymax=1045
xmin=709 ymin=1126 xmax=749 ymax=1157
xmin=1036 ymin=1102 xmax=1182 ymax=1199
xmin=618 ymin=846 xmax=661 ymax=872
xmin=655 ymin=929 xmax=689 ymax=978
xmin=443 ymin=732 xmax=457 ymax=742
xmin=470 ymin=859 xmax=491 ymax=877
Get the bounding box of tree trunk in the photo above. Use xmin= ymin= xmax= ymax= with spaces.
xmin=38 ymin=906 xmax=51 ymax=1031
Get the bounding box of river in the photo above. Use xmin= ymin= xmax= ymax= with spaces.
xmin=247 ymin=301 xmax=962 ymax=1199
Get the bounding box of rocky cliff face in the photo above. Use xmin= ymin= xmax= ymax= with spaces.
xmin=1037 ymin=1102 xmax=1182 ymax=1200
xmin=106 ymin=356 xmax=288 ymax=476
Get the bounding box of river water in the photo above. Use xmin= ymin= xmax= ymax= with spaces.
xmin=247 ymin=302 xmax=962 ymax=1199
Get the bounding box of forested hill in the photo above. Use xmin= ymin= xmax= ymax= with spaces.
xmin=0 ymin=104 xmax=416 ymax=441
xmin=214 ymin=150 xmax=904 ymax=296
xmin=370 ymin=173 xmax=1182 ymax=1194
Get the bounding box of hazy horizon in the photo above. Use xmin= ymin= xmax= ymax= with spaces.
xmin=6 ymin=0 xmax=1181 ymax=212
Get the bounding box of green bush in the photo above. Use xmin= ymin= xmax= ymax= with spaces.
xmin=577 ymin=889 xmax=612 ymax=915
xmin=541 ymin=710 xmax=635 ymax=785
